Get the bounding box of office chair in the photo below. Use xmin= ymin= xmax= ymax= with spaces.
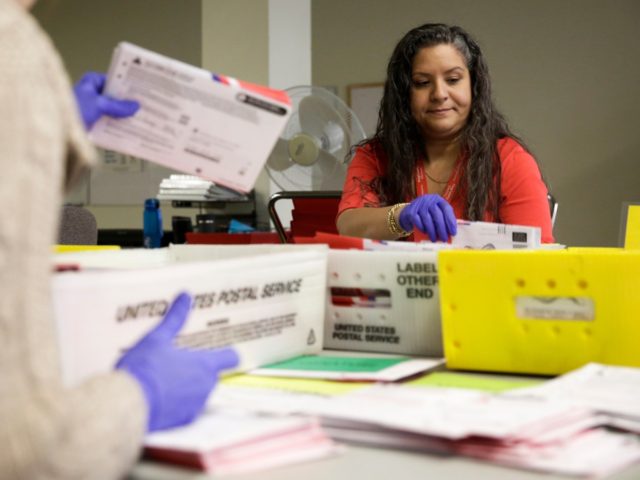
xmin=58 ymin=205 xmax=98 ymax=245
xmin=268 ymin=191 xmax=342 ymax=243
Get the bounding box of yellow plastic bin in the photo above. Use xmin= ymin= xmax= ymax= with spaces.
xmin=439 ymin=248 xmax=640 ymax=375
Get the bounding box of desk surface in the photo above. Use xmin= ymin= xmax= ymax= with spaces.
xmin=131 ymin=444 xmax=640 ymax=480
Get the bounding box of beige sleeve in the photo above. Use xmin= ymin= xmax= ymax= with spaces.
xmin=0 ymin=373 xmax=148 ymax=480
xmin=0 ymin=3 xmax=147 ymax=479
xmin=43 ymin=25 xmax=98 ymax=192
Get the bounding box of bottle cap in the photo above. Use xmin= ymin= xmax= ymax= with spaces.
xmin=144 ymin=198 xmax=160 ymax=209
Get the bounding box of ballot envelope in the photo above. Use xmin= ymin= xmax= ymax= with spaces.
xmin=89 ymin=42 xmax=291 ymax=193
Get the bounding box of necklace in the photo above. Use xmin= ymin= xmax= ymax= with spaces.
xmin=424 ymin=169 xmax=450 ymax=184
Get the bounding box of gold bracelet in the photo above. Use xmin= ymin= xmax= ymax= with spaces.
xmin=387 ymin=203 xmax=410 ymax=237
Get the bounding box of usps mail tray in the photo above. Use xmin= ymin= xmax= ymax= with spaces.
xmin=52 ymin=244 xmax=327 ymax=386
xmin=439 ymin=248 xmax=640 ymax=375
xmin=324 ymin=249 xmax=443 ymax=357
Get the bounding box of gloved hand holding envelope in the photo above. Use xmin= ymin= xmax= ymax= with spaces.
xmin=89 ymin=42 xmax=292 ymax=193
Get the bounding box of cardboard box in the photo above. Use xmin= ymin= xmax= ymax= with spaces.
xmin=52 ymin=245 xmax=327 ymax=386
xmin=439 ymin=248 xmax=640 ymax=375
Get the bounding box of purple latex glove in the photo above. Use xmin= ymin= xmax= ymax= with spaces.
xmin=73 ymin=72 xmax=140 ymax=130
xmin=398 ymin=194 xmax=457 ymax=242
xmin=116 ymin=293 xmax=239 ymax=432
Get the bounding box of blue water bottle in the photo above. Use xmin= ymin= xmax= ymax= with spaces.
xmin=143 ymin=198 xmax=163 ymax=248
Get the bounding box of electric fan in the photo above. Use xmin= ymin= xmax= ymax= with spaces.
xmin=265 ymin=86 xmax=367 ymax=191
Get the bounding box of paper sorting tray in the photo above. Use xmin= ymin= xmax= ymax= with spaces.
xmin=324 ymin=249 xmax=443 ymax=356
xmin=438 ymin=248 xmax=640 ymax=375
xmin=52 ymin=244 xmax=327 ymax=386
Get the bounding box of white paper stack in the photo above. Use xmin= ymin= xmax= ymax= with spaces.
xmin=455 ymin=428 xmax=640 ymax=478
xmin=509 ymin=363 xmax=640 ymax=432
xmin=219 ymin=384 xmax=591 ymax=440
xmin=317 ymin=386 xmax=640 ymax=477
xmin=210 ymin=375 xmax=640 ymax=478
xmin=144 ymin=408 xmax=339 ymax=475
xmin=157 ymin=174 xmax=250 ymax=202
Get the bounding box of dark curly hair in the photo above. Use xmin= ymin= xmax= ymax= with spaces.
xmin=364 ymin=23 xmax=528 ymax=220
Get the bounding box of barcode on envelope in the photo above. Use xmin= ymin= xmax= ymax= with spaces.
xmin=512 ymin=231 xmax=528 ymax=243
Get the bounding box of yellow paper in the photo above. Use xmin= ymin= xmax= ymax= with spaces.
xmin=54 ymin=245 xmax=121 ymax=253
xmin=623 ymin=205 xmax=640 ymax=249
xmin=408 ymin=371 xmax=543 ymax=392
xmin=221 ymin=373 xmax=365 ymax=396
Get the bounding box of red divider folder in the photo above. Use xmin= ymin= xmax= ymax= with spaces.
xmin=290 ymin=196 xmax=341 ymax=239
xmin=293 ymin=232 xmax=364 ymax=249
xmin=185 ymin=232 xmax=282 ymax=244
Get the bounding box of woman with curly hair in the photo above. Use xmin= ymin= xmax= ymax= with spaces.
xmin=337 ymin=23 xmax=553 ymax=243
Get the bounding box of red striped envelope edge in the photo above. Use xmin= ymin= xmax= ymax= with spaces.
xmin=212 ymin=73 xmax=291 ymax=105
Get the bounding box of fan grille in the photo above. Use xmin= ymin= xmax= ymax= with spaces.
xmin=266 ymin=85 xmax=367 ymax=192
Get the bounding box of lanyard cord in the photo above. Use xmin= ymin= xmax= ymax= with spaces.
xmin=414 ymin=156 xmax=464 ymax=201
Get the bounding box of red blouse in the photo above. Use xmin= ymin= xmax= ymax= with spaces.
xmin=338 ymin=137 xmax=554 ymax=243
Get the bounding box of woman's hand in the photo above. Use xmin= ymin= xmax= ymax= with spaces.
xmin=398 ymin=194 xmax=457 ymax=242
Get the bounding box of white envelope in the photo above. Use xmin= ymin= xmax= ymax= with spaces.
xmin=89 ymin=42 xmax=292 ymax=193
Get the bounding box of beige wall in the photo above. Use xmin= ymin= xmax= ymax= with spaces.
xmin=202 ymin=0 xmax=268 ymax=85
xmin=33 ymin=0 xmax=202 ymax=79
xmin=201 ymin=0 xmax=272 ymax=227
xmin=312 ymin=0 xmax=640 ymax=246
xmin=33 ymin=0 xmax=640 ymax=245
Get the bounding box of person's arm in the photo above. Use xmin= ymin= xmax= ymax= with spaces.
xmin=0 ymin=293 xmax=238 ymax=480
xmin=0 ymin=6 xmax=147 ymax=477
xmin=336 ymin=144 xmax=404 ymax=240
xmin=336 ymin=142 xmax=457 ymax=242
xmin=0 ymin=373 xmax=148 ymax=480
xmin=339 ymin=195 xmax=457 ymax=242
xmin=337 ymin=205 xmax=406 ymax=240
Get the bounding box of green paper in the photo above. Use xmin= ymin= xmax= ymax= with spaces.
xmin=409 ymin=372 xmax=543 ymax=392
xmin=260 ymin=355 xmax=408 ymax=373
